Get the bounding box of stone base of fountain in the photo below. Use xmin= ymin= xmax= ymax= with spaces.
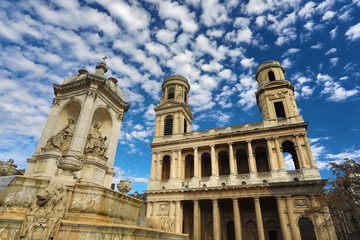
xmin=0 ymin=176 xmax=188 ymax=240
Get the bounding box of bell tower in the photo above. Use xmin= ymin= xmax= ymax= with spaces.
xmin=255 ymin=60 xmax=300 ymax=121
xmin=153 ymin=75 xmax=193 ymax=141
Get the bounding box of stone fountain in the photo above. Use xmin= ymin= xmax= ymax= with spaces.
xmin=0 ymin=59 xmax=188 ymax=240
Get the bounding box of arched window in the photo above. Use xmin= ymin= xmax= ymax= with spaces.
xmin=184 ymin=91 xmax=187 ymax=103
xmin=161 ymin=155 xmax=171 ymax=180
xmin=185 ymin=154 xmax=194 ymax=178
xmin=236 ymin=149 xmax=249 ymax=174
xmin=282 ymin=140 xmax=300 ymax=170
xmin=164 ymin=115 xmax=173 ymax=136
xmin=255 ymin=146 xmax=270 ymax=172
xmin=299 ymin=217 xmax=317 ymax=240
xmin=201 ymin=153 xmax=211 ymax=177
xmin=218 ymin=151 xmax=230 ymax=175
xmin=184 ymin=119 xmax=187 ymax=133
xmin=268 ymin=71 xmax=275 ymax=82
xmin=168 ymin=87 xmax=174 ymax=100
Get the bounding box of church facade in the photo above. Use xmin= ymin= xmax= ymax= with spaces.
xmin=145 ymin=61 xmax=337 ymax=240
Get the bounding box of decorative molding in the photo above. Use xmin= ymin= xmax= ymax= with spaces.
xmin=294 ymin=199 xmax=308 ymax=207
xmin=52 ymin=97 xmax=61 ymax=106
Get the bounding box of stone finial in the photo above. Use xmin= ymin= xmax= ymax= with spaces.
xmin=94 ymin=56 xmax=108 ymax=76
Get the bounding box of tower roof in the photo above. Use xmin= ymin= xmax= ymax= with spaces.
xmin=255 ymin=60 xmax=285 ymax=80
xmin=162 ymin=75 xmax=190 ymax=90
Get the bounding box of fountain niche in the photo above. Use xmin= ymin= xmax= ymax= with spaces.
xmin=0 ymin=59 xmax=188 ymax=240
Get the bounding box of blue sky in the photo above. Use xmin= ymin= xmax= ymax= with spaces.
xmin=0 ymin=0 xmax=360 ymax=193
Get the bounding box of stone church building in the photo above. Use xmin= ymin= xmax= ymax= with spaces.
xmin=145 ymin=60 xmax=337 ymax=240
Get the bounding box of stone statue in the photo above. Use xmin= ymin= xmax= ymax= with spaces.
xmin=0 ymin=159 xmax=24 ymax=176
xmin=117 ymin=180 xmax=132 ymax=194
xmin=20 ymin=181 xmax=67 ymax=240
xmin=42 ymin=117 xmax=75 ymax=153
xmin=85 ymin=122 xmax=108 ymax=158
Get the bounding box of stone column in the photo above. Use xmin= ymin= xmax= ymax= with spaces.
xmin=276 ymin=197 xmax=291 ymax=240
xmin=228 ymin=142 xmax=236 ymax=175
xmin=171 ymin=150 xmax=177 ymax=179
xmin=232 ymin=199 xmax=242 ymax=240
xmin=175 ymin=201 xmax=182 ymax=233
xmin=295 ymin=135 xmax=306 ymax=168
xmin=210 ymin=145 xmax=218 ymax=176
xmin=303 ymin=134 xmax=316 ymax=168
xmin=254 ymin=198 xmax=265 ymax=240
xmin=266 ymin=138 xmax=276 ymax=171
xmin=274 ymin=137 xmax=286 ymax=170
xmin=177 ymin=149 xmax=182 ymax=178
xmin=194 ymin=147 xmax=199 ymax=177
xmin=156 ymin=152 xmax=162 ymax=180
xmin=146 ymin=202 xmax=153 ymax=218
xmin=309 ymin=196 xmax=326 ymax=240
xmin=285 ymin=197 xmax=301 ymax=240
xmin=169 ymin=201 xmax=175 ymax=219
xmin=150 ymin=152 xmax=157 ymax=180
xmin=247 ymin=140 xmax=256 ymax=173
xmin=212 ymin=199 xmax=221 ymax=240
xmin=194 ymin=200 xmax=200 ymax=240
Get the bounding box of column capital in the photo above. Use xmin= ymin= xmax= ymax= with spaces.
xmin=171 ymin=149 xmax=177 ymax=152
xmin=211 ymin=199 xmax=218 ymax=202
xmin=227 ymin=142 xmax=233 ymax=145
xmin=209 ymin=144 xmax=215 ymax=148
xmin=193 ymin=146 xmax=198 ymax=150
xmin=294 ymin=134 xmax=301 ymax=137
xmin=253 ymin=197 xmax=260 ymax=201
xmin=176 ymin=148 xmax=182 ymax=152
xmin=246 ymin=139 xmax=252 ymax=143
xmin=193 ymin=199 xmax=199 ymax=204
xmin=232 ymin=198 xmax=238 ymax=202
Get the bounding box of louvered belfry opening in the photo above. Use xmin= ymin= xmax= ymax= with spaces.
xmin=164 ymin=115 xmax=173 ymax=136
xmin=168 ymin=87 xmax=174 ymax=100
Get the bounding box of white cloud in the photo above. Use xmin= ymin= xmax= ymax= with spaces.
xmin=298 ymin=1 xmax=316 ymax=19
xmin=317 ymin=73 xmax=359 ymax=101
xmin=281 ymin=58 xmax=292 ymax=68
xmin=311 ymin=43 xmax=323 ymax=49
xmin=156 ymin=29 xmax=176 ymax=44
xmin=234 ymin=17 xmax=250 ymax=29
xmin=201 ymin=0 xmax=228 ymax=26
xmin=345 ymin=22 xmax=360 ymax=41
xmin=326 ymin=149 xmax=360 ymax=161
xmin=255 ymin=16 xmax=266 ymax=27
xmin=201 ymin=60 xmax=223 ymax=72
xmin=245 ymin=0 xmax=268 ymax=15
xmin=329 ymin=26 xmax=338 ymax=39
xmin=157 ymin=1 xmax=198 ymax=33
xmin=325 ymin=48 xmax=337 ymax=55
xmin=330 ymin=57 xmax=339 ymax=67
xmin=240 ymin=57 xmax=256 ymax=69
xmin=322 ymin=11 xmax=336 ymax=21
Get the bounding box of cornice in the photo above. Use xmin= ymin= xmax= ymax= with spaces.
xmin=53 ymin=74 xmax=130 ymax=112
xmin=150 ymin=122 xmax=308 ymax=147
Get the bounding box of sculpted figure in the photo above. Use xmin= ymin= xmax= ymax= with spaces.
xmin=42 ymin=117 xmax=75 ymax=153
xmin=145 ymin=216 xmax=174 ymax=232
xmin=85 ymin=122 xmax=108 ymax=158
xmin=20 ymin=181 xmax=67 ymax=240
xmin=0 ymin=159 xmax=23 ymax=176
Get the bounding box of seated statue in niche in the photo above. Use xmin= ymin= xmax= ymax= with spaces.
xmin=42 ymin=117 xmax=75 ymax=153
xmin=85 ymin=122 xmax=108 ymax=159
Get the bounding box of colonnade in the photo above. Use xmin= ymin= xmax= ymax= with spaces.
xmin=150 ymin=133 xmax=316 ymax=181
xmin=147 ymin=196 xmax=310 ymax=240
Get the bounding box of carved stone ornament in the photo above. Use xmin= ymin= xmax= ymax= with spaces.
xmin=42 ymin=117 xmax=76 ymax=153
xmin=117 ymin=112 xmax=124 ymax=121
xmin=145 ymin=216 xmax=175 ymax=232
xmin=85 ymin=122 xmax=108 ymax=159
xmin=117 ymin=180 xmax=132 ymax=194
xmin=56 ymin=155 xmax=84 ymax=176
xmin=87 ymin=89 xmax=97 ymax=98
xmin=0 ymin=159 xmax=23 ymax=176
xmin=52 ymin=97 xmax=60 ymax=106
xmin=294 ymin=199 xmax=308 ymax=207
xmin=20 ymin=181 xmax=67 ymax=240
